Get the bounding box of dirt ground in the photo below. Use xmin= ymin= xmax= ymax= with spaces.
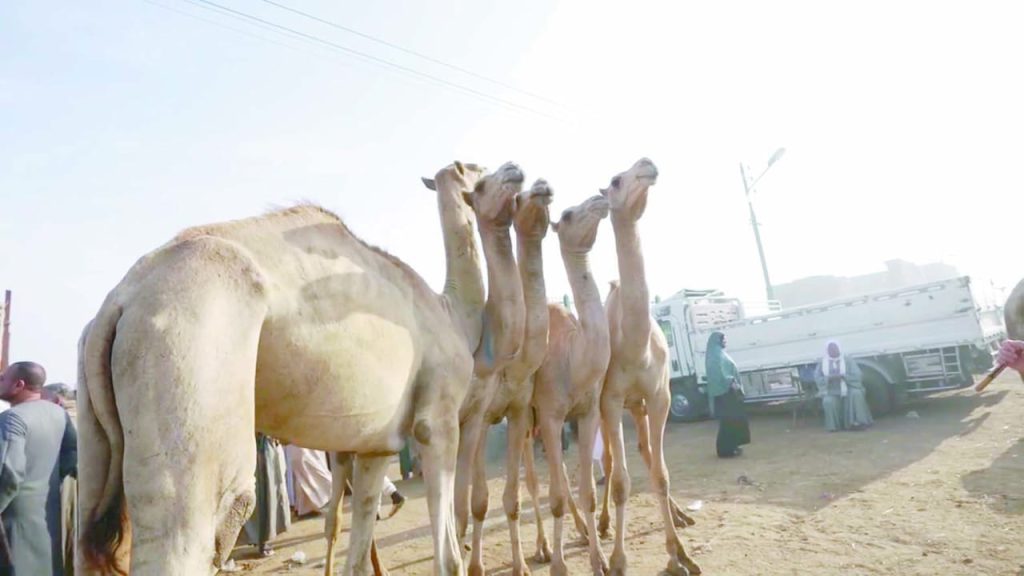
xmin=232 ymin=374 xmax=1024 ymax=575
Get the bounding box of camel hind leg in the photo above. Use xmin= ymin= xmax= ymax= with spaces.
xmin=325 ymin=453 xmax=353 ymax=576
xmin=115 ymin=238 xmax=267 ymax=574
xmin=629 ymin=405 xmax=695 ymax=529
xmin=521 ymin=426 xmax=551 ymax=563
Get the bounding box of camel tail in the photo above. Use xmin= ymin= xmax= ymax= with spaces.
xmin=79 ymin=304 xmax=129 ymax=576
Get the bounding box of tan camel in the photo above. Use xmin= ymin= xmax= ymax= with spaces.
xmin=531 ymin=194 xmax=612 ymax=576
xmin=76 ymin=205 xmax=476 ymax=576
xmin=445 ymin=165 xmax=528 ymax=544
xmin=598 ymin=158 xmax=701 ymax=576
xmin=466 ymin=179 xmax=553 ymax=576
xmin=320 ymin=161 xmax=525 ymax=575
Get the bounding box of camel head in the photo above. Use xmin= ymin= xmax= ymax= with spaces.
xmin=551 ymin=194 xmax=610 ymax=252
xmin=513 ymin=179 xmax=554 ymax=239
xmin=600 ymin=157 xmax=658 ymax=219
xmin=422 ymin=160 xmax=487 ymax=213
xmin=465 ymin=162 xmax=525 ymax=228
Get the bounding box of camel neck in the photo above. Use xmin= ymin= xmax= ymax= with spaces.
xmin=610 ymin=211 xmax=652 ymax=341
xmin=476 ymin=223 xmax=525 ymax=374
xmin=561 ymin=249 xmax=608 ymax=343
xmin=507 ymin=234 xmax=549 ymax=379
xmin=437 ymin=188 xmax=485 ymax=344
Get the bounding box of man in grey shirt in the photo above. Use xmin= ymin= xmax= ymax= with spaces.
xmin=0 ymin=362 xmax=78 ymax=575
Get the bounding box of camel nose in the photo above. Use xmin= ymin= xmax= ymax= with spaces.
xmin=635 ymin=157 xmax=658 ymax=178
xmin=500 ymin=162 xmax=525 ymax=184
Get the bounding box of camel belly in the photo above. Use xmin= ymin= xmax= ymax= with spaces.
xmin=254 ymin=311 xmax=421 ymax=453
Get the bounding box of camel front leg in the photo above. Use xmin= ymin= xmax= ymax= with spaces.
xmin=418 ymin=412 xmax=465 ymax=576
xmin=344 ymin=455 xmax=388 ymax=576
xmin=468 ymin=422 xmax=491 ymax=576
xmin=538 ymin=416 xmax=570 ymax=576
xmin=576 ymin=410 xmax=609 ymax=576
xmin=522 ymin=427 xmax=551 ymax=563
xmin=647 ymin=390 xmax=701 ymax=576
xmin=503 ymin=406 xmax=532 ymax=576
xmin=601 ymin=395 xmax=630 ymax=576
xmin=325 ymin=453 xmax=352 ymax=576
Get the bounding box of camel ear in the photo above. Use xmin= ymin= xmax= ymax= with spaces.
xmin=550 ymin=221 xmax=560 ymax=233
xmin=513 ymin=193 xmax=523 ymax=214
xmin=421 ymin=177 xmax=436 ymax=191
xmin=599 ymin=187 xmax=609 ymax=197
xmin=454 ymin=161 xmax=465 ymax=176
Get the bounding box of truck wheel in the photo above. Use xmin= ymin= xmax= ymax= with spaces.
xmin=669 ymin=386 xmax=704 ymax=422
xmin=863 ymin=369 xmax=893 ymax=416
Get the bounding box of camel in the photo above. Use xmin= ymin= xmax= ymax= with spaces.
xmin=466 ymin=178 xmax=553 ymax=576
xmin=320 ymin=160 xmax=525 ymax=575
xmin=597 ymin=158 xmax=701 ymax=576
xmin=76 ymin=204 xmax=479 ymax=576
xmin=319 ymin=158 xmax=528 ymax=569
xmin=530 ymin=194 xmax=612 ymax=576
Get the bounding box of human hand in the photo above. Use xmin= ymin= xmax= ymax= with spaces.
xmin=997 ymin=339 xmax=1024 ymax=373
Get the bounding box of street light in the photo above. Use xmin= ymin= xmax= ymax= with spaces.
xmin=740 ymin=147 xmax=786 ymax=302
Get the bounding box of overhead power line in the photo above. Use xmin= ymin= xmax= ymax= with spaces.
xmin=255 ymin=0 xmax=562 ymax=107
xmin=174 ymin=0 xmax=563 ymax=121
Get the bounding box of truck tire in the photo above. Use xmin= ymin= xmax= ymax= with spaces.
xmin=862 ymin=368 xmax=893 ymax=416
xmin=669 ymin=380 xmax=706 ymax=422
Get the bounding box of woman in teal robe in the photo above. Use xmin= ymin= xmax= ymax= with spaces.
xmin=706 ymin=332 xmax=750 ymax=457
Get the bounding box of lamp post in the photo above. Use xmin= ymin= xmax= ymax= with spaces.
xmin=740 ymin=147 xmax=786 ymax=301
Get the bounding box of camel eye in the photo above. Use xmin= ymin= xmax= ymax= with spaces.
xmin=611 ymin=175 xmax=621 ymax=188
xmin=560 ymin=210 xmax=573 ymax=223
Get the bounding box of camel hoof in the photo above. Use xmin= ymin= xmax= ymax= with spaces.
xmin=598 ymin=516 xmax=610 ymax=535
xmin=468 ymin=561 xmax=485 ymax=576
xmin=664 ymin=559 xmax=688 ymax=576
xmin=535 ymin=540 xmax=552 ymax=563
xmin=598 ymin=527 xmax=613 ymax=541
xmin=550 ymin=559 xmax=569 ymax=576
xmin=591 ymin=550 xmax=610 ymax=576
xmin=512 ymin=565 xmax=532 ymax=576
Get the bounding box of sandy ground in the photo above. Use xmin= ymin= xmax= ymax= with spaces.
xmin=231 ymin=373 xmax=1024 ymax=575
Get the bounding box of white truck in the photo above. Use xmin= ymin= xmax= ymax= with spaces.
xmin=653 ymin=276 xmax=1006 ymax=422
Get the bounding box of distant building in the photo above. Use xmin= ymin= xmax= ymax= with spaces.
xmin=774 ymin=259 xmax=960 ymax=308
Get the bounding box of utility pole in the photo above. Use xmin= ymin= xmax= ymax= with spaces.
xmin=1 ymin=291 xmax=10 ymax=371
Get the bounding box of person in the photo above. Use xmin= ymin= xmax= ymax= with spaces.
xmin=705 ymin=332 xmax=751 ymax=457
xmin=284 ymin=445 xmax=332 ymax=517
xmin=0 ymin=362 xmax=77 ymax=575
xmin=592 ymin=427 xmax=606 ymax=486
xmin=997 ymin=339 xmax=1024 ymax=373
xmin=242 ymin=434 xmax=290 ymax=556
xmin=40 ymin=385 xmax=77 ymax=574
xmin=378 ymin=476 xmax=405 ymax=519
xmin=814 ymin=340 xmax=872 ymax=431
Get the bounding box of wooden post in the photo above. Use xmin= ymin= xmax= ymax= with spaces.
xmin=0 ymin=290 xmax=10 ymax=371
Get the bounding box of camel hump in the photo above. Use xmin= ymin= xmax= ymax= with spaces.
xmin=164 ymin=234 xmax=270 ymax=298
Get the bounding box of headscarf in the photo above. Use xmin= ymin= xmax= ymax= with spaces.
xmin=821 ymin=340 xmax=848 ymax=397
xmin=706 ymin=331 xmax=738 ymax=397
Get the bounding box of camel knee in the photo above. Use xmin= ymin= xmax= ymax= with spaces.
xmin=214 ymin=485 xmax=255 ymax=565
xmin=472 ymin=491 xmax=489 ymax=522
xmin=611 ymin=475 xmax=630 ymax=506
xmin=550 ymin=493 xmax=566 ymax=518
xmin=503 ymin=486 xmax=521 ymax=521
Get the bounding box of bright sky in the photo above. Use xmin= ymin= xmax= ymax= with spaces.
xmin=2 ymin=0 xmax=1022 ymax=385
